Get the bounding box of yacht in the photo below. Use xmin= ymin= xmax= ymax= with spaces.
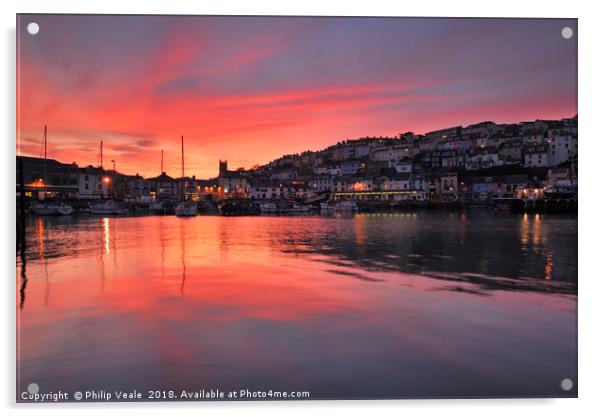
xmin=175 ymin=200 xmax=198 ymax=217
xmin=259 ymin=202 xmax=280 ymax=214
xmin=287 ymin=204 xmax=311 ymax=214
xmin=56 ymin=203 xmax=75 ymax=215
xmin=334 ymin=200 xmax=358 ymax=212
xmin=320 ymin=202 xmax=335 ymax=212
xmin=90 ymin=200 xmax=127 ymax=215
xmin=30 ymin=202 xmax=74 ymax=216
xmin=174 ymin=135 xmax=198 ymax=217
xmin=149 ymin=201 xmax=165 ymax=214
xmin=28 ymin=126 xmax=75 ymax=216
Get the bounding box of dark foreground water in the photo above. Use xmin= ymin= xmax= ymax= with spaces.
xmin=17 ymin=211 xmax=577 ymax=400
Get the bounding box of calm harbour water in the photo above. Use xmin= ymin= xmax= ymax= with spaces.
xmin=17 ymin=211 xmax=577 ymax=400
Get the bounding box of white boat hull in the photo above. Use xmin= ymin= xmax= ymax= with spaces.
xmin=30 ymin=206 xmax=59 ymax=215
xmin=31 ymin=203 xmax=74 ymax=216
xmin=260 ymin=203 xmax=280 ymax=214
xmin=89 ymin=201 xmax=127 ymax=215
xmin=175 ymin=202 xmax=198 ymax=217
xmin=57 ymin=205 xmax=74 ymax=215
xmin=90 ymin=209 xmax=127 ymax=215
xmin=334 ymin=201 xmax=358 ymax=212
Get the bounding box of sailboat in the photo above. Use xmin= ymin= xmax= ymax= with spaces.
xmin=334 ymin=200 xmax=358 ymax=212
xmin=175 ymin=135 xmax=198 ymax=217
xmin=88 ymin=140 xmax=129 ymax=215
xmin=30 ymin=126 xmax=75 ymax=216
xmin=89 ymin=200 xmax=127 ymax=215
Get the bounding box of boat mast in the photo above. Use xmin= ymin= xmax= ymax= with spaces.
xmin=181 ymin=135 xmax=185 ymax=201
xmin=100 ymin=140 xmax=103 ymax=169
xmin=43 ymin=125 xmax=48 ymax=196
xmin=161 ymin=148 xmax=164 ymax=173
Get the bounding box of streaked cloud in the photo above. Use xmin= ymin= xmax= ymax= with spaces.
xmin=17 ymin=15 xmax=577 ymax=178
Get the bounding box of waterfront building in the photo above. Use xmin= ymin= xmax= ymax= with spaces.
xmin=308 ymin=175 xmax=332 ymax=193
xmin=123 ymin=173 xmax=151 ymax=201
xmin=218 ymin=160 xmax=249 ymax=193
xmin=426 ymin=176 xmax=441 ymax=201
xmin=15 ymin=116 xmax=579 ymax=207
xmin=412 ymin=175 xmax=426 ymax=194
xmin=471 ymin=177 xmax=493 ymax=201
xmin=516 ymin=181 xmax=546 ymax=200
xmin=147 ymin=172 xmax=178 ymax=200
xmin=378 ymin=173 xmax=412 ymax=191
xmin=198 ymin=180 xmax=222 ymax=200
xmin=77 ymin=165 xmax=111 ymax=199
xmin=440 ymin=173 xmax=459 ymax=202
xmin=490 ymin=175 xmax=528 ymax=199
xmin=332 ymin=177 xmax=374 ymax=193
xmin=16 ymin=156 xmax=79 ymax=200
xmin=546 ymin=168 xmax=577 ymax=193
xmin=248 ymin=180 xmax=293 ymax=200
xmin=177 ymin=176 xmax=203 ymax=201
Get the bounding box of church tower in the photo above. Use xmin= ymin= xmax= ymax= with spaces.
xmin=219 ymin=160 xmax=228 ymax=177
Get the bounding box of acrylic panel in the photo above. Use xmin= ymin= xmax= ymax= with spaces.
xmin=16 ymin=14 xmax=578 ymax=402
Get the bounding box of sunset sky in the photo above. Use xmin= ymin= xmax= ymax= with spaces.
xmin=17 ymin=15 xmax=577 ymax=179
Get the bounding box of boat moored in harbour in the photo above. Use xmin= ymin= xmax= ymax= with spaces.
xmin=30 ymin=202 xmax=74 ymax=216
xmin=320 ymin=202 xmax=335 ymax=212
xmin=260 ymin=202 xmax=280 ymax=214
xmin=287 ymin=204 xmax=311 ymax=214
xmin=334 ymin=200 xmax=358 ymax=212
xmin=175 ymin=200 xmax=198 ymax=217
xmin=89 ymin=200 xmax=128 ymax=215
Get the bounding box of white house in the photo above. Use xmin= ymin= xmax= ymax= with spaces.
xmin=77 ymin=166 xmax=111 ymax=199
xmin=440 ymin=173 xmax=458 ymax=201
xmin=465 ymin=147 xmax=503 ymax=170
xmin=523 ymin=144 xmax=550 ymax=167
xmin=389 ymin=159 xmax=413 ymax=173
xmin=548 ymin=135 xmax=575 ymax=166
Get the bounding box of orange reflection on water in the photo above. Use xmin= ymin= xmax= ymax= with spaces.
xmin=36 ymin=218 xmax=45 ymax=260
xmin=520 ymin=213 xmax=530 ymax=246
xmin=545 ymin=251 xmax=554 ymax=281
xmin=103 ymin=217 xmax=110 ymax=255
xmin=17 ymin=215 xmax=577 ymax=398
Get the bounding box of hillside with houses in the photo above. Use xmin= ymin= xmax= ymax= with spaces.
xmin=16 ymin=116 xmax=578 ymax=212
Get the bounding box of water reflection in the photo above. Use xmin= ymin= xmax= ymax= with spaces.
xmin=16 ymin=212 xmax=577 ymax=399
xmin=180 ymin=221 xmax=186 ymax=296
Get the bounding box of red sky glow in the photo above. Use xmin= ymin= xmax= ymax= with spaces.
xmin=17 ymin=15 xmax=577 ymax=178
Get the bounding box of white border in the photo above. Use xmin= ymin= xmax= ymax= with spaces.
xmin=2 ymin=1 xmax=600 ymax=416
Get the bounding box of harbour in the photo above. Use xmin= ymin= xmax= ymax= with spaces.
xmin=17 ymin=212 xmax=577 ymax=398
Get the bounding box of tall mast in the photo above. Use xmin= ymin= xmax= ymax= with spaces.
xmin=100 ymin=140 xmax=103 ymax=169
xmin=181 ymin=136 xmax=184 ymax=178
xmin=161 ymin=148 xmax=164 ymax=173
xmin=43 ymin=125 xmax=48 ymax=191
xmin=181 ymin=136 xmax=185 ymax=201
